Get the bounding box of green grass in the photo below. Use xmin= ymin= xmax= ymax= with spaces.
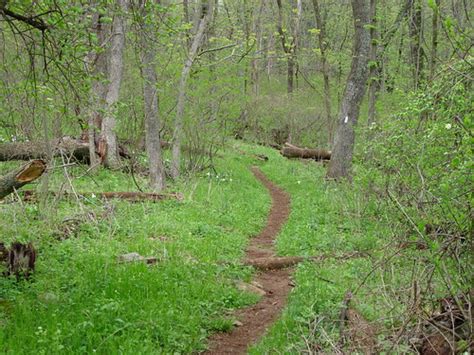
xmin=1 ymin=140 xmax=465 ymax=354
xmin=0 ymin=148 xmax=270 ymax=354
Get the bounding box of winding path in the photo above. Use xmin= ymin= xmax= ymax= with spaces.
xmin=205 ymin=167 xmax=292 ymax=354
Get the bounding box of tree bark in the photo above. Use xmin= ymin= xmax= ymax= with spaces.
xmin=0 ymin=138 xmax=129 ymax=162
xmin=311 ymin=0 xmax=333 ymax=144
xmin=0 ymin=160 xmax=46 ymax=199
xmin=409 ymin=0 xmax=425 ymax=90
xmin=429 ymin=0 xmax=441 ymax=81
xmin=87 ymin=8 xmax=110 ymax=168
xmin=139 ymin=0 xmax=166 ymax=191
xmin=327 ymin=0 xmax=371 ymax=180
xmin=0 ymin=139 xmax=90 ymax=162
xmin=171 ymin=0 xmax=213 ymax=179
xmin=281 ymin=144 xmax=331 ymax=160
xmin=250 ymin=0 xmax=265 ymax=96
xmin=367 ymin=0 xmax=379 ymax=128
xmin=100 ymin=0 xmax=127 ymax=169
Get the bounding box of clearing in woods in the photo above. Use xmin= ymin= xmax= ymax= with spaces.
xmin=205 ymin=166 xmax=292 ymax=354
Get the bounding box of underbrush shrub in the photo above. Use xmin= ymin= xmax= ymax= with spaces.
xmin=355 ymin=58 xmax=473 ymax=351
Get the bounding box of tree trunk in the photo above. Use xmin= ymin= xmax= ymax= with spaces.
xmin=367 ymin=0 xmax=379 ymax=128
xmin=250 ymin=0 xmax=265 ymax=96
xmin=171 ymin=0 xmax=213 ymax=179
xmin=429 ymin=0 xmax=441 ymax=81
xmin=409 ymin=0 xmax=425 ymax=90
xmin=100 ymin=0 xmax=127 ymax=169
xmin=139 ymin=1 xmax=166 ymax=191
xmin=88 ymin=10 xmax=110 ymax=167
xmin=311 ymin=0 xmax=333 ymax=144
xmin=327 ymin=0 xmax=371 ymax=180
xmin=0 ymin=160 xmax=46 ymax=199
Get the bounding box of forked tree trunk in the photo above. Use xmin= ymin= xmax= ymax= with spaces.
xmin=139 ymin=0 xmax=166 ymax=191
xmin=171 ymin=0 xmax=213 ymax=179
xmin=327 ymin=0 xmax=371 ymax=180
xmin=100 ymin=0 xmax=127 ymax=169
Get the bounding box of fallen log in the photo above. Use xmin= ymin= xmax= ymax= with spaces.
xmin=0 ymin=160 xmax=46 ymax=199
xmin=281 ymin=142 xmax=331 ymax=160
xmin=0 ymin=137 xmax=130 ymax=162
xmin=21 ymin=190 xmax=183 ymax=202
xmin=96 ymin=191 xmax=183 ymax=202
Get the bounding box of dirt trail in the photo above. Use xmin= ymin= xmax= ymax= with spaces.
xmin=204 ymin=167 xmax=292 ymax=354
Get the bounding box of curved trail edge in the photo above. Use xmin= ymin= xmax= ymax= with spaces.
xmin=204 ymin=166 xmax=292 ymax=354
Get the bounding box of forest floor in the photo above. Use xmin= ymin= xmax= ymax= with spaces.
xmin=0 ymin=141 xmax=465 ymax=354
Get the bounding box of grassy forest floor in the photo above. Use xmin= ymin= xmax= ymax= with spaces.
xmin=0 ymin=141 xmax=469 ymax=354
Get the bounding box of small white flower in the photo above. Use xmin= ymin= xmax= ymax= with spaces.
xmin=91 ymin=193 xmax=96 ymax=198
xmin=445 ymin=123 xmax=452 ymax=130
xmin=297 ymin=181 xmax=301 ymax=184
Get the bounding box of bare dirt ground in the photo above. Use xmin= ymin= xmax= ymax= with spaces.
xmin=204 ymin=166 xmax=292 ymax=354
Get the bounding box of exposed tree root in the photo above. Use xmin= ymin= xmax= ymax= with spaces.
xmin=244 ymin=252 xmax=368 ymax=270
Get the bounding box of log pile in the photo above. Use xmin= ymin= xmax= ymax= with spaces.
xmin=280 ymin=142 xmax=331 ymax=160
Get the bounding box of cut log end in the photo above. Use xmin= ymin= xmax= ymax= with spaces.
xmin=0 ymin=159 xmax=47 ymax=199
xmin=16 ymin=160 xmax=47 ymax=182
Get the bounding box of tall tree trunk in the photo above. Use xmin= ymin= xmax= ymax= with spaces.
xmin=327 ymin=0 xmax=371 ymax=180
xmin=311 ymin=0 xmax=333 ymax=145
xmin=429 ymin=0 xmax=441 ymax=81
xmin=250 ymin=0 xmax=265 ymax=96
xmin=139 ymin=0 xmax=165 ymax=191
xmin=88 ymin=10 xmax=110 ymax=167
xmin=409 ymin=0 xmax=425 ymax=90
xmin=367 ymin=0 xmax=378 ymax=128
xmin=171 ymin=0 xmax=213 ymax=179
xmin=100 ymin=0 xmax=127 ymax=169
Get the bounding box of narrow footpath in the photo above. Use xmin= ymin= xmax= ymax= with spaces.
xmin=205 ymin=166 xmax=292 ymax=354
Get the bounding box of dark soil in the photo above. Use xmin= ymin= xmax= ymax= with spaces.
xmin=204 ymin=167 xmax=292 ymax=354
